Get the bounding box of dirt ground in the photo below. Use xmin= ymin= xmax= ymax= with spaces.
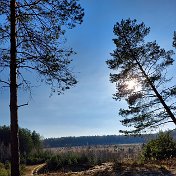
xmin=29 ymin=162 xmax=176 ymax=176
xmin=24 ymin=164 xmax=46 ymax=176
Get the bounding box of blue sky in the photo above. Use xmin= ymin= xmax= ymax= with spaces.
xmin=1 ymin=0 xmax=176 ymax=138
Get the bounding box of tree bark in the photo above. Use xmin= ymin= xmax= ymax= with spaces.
xmin=10 ymin=0 xmax=20 ymax=176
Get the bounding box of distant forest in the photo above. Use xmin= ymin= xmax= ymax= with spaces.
xmin=43 ymin=130 xmax=176 ymax=148
xmin=1 ymin=125 xmax=175 ymax=149
xmin=43 ymin=135 xmax=146 ymax=148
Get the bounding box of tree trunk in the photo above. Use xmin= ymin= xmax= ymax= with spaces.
xmin=135 ymin=57 xmax=176 ymax=125
xmin=125 ymin=35 xmax=176 ymax=125
xmin=10 ymin=0 xmax=20 ymax=176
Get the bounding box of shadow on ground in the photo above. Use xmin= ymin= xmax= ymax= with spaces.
xmin=95 ymin=163 xmax=175 ymax=176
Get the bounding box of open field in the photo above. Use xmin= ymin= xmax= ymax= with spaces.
xmin=44 ymin=143 xmax=143 ymax=162
xmin=24 ymin=144 xmax=176 ymax=175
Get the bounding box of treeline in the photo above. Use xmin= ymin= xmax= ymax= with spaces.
xmin=43 ymin=135 xmax=146 ymax=148
xmin=0 ymin=125 xmax=42 ymax=163
xmin=44 ymin=130 xmax=176 ymax=148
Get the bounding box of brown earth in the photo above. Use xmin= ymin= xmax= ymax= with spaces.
xmin=24 ymin=163 xmax=46 ymax=176
xmin=28 ymin=162 xmax=176 ymax=176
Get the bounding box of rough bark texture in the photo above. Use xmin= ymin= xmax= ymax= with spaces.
xmin=10 ymin=0 xmax=20 ymax=175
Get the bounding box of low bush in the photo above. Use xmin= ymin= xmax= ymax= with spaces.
xmin=26 ymin=150 xmax=52 ymax=165
xmin=47 ymin=153 xmax=88 ymax=171
xmin=142 ymin=131 xmax=176 ymax=160
xmin=0 ymin=162 xmax=10 ymax=176
xmin=46 ymin=151 xmax=103 ymax=172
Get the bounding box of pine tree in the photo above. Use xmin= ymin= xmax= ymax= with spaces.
xmin=107 ymin=19 xmax=176 ymax=135
xmin=0 ymin=1 xmax=84 ymax=175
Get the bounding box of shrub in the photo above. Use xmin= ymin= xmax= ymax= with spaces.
xmin=46 ymin=152 xmax=102 ymax=172
xmin=26 ymin=150 xmax=52 ymax=165
xmin=0 ymin=162 xmax=9 ymax=176
xmin=142 ymin=131 xmax=176 ymax=160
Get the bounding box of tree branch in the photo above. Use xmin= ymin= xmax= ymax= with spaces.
xmin=17 ymin=103 xmax=28 ymax=108
xmin=0 ymin=80 xmax=10 ymax=85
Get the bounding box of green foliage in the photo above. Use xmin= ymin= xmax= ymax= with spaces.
xmin=0 ymin=126 xmax=10 ymax=146
xmin=0 ymin=126 xmax=42 ymax=164
xmin=142 ymin=131 xmax=176 ymax=160
xmin=26 ymin=150 xmax=52 ymax=165
xmin=0 ymin=0 xmax=84 ymax=94
xmin=0 ymin=162 xmax=25 ymax=176
xmin=47 ymin=153 xmax=82 ymax=171
xmin=106 ymin=19 xmax=176 ymax=135
xmin=19 ymin=128 xmax=34 ymax=157
xmin=0 ymin=162 xmax=10 ymax=176
xmin=0 ymin=1 xmax=84 ymax=174
xmin=31 ymin=131 xmax=42 ymax=151
xmin=46 ymin=152 xmax=101 ymax=172
xmin=0 ymin=168 xmax=8 ymax=176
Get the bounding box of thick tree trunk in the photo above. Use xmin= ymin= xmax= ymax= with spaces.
xmin=10 ymin=0 xmax=20 ymax=176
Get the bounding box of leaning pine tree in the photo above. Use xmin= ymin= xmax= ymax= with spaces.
xmin=0 ymin=0 xmax=84 ymax=176
xmin=106 ymin=19 xmax=176 ymax=135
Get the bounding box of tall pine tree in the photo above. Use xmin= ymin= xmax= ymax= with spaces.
xmin=107 ymin=19 xmax=176 ymax=135
xmin=0 ymin=1 xmax=84 ymax=175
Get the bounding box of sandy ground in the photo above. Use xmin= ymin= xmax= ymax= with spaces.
xmin=25 ymin=162 xmax=176 ymax=176
xmin=24 ymin=164 xmax=46 ymax=176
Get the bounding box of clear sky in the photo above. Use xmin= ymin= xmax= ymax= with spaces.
xmin=1 ymin=0 xmax=176 ymax=138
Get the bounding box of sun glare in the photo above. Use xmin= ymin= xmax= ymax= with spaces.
xmin=126 ymin=79 xmax=142 ymax=92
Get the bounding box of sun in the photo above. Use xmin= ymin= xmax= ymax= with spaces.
xmin=126 ymin=79 xmax=142 ymax=92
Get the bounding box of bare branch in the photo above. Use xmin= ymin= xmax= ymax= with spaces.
xmin=0 ymin=79 xmax=10 ymax=85
xmin=17 ymin=103 xmax=28 ymax=108
xmin=16 ymin=0 xmax=43 ymax=8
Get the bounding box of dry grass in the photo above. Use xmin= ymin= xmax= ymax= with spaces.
xmin=25 ymin=145 xmax=176 ymax=176
xmin=35 ymin=161 xmax=176 ymax=176
xmin=24 ymin=165 xmax=38 ymax=176
xmin=24 ymin=164 xmax=46 ymax=176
